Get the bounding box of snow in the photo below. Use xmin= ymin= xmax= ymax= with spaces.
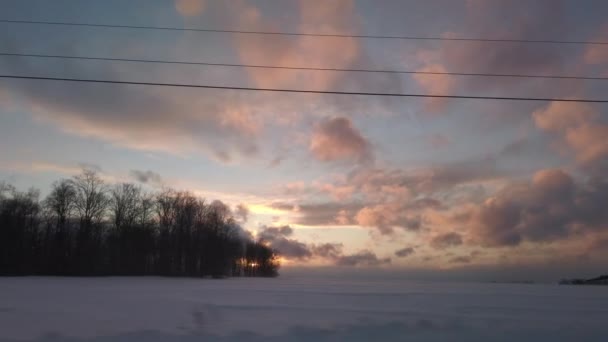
xmin=1 ymin=276 xmax=608 ymax=341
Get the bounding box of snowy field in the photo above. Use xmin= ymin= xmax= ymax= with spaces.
xmin=1 ymin=276 xmax=608 ymax=341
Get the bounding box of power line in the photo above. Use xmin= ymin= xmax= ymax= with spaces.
xmin=1 ymin=19 xmax=607 ymax=46
xmin=2 ymin=52 xmax=607 ymax=81
xmin=1 ymin=74 xmax=606 ymax=103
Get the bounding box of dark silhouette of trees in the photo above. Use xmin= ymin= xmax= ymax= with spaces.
xmin=43 ymin=179 xmax=77 ymax=274
xmin=0 ymin=170 xmax=280 ymax=278
xmin=0 ymin=184 xmax=40 ymax=275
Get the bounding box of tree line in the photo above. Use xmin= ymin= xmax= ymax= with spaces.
xmin=0 ymin=169 xmax=279 ymax=277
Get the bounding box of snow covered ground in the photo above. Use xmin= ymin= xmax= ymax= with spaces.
xmin=1 ymin=275 xmax=607 ymax=341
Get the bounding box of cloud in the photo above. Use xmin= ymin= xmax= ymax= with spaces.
xmin=584 ymin=24 xmax=608 ymax=65
xmin=274 ymin=161 xmax=499 ymax=235
xmin=232 ymin=0 xmax=360 ymax=91
xmin=334 ymin=209 xmax=351 ymax=225
xmin=271 ymin=197 xmax=426 ymax=234
xmin=258 ymin=225 xmax=312 ymax=260
xmin=533 ymin=102 xmax=597 ymax=133
xmin=311 ymin=243 xmax=344 ymax=259
xmin=449 ymin=256 xmax=472 ymax=264
xmin=590 ymin=235 xmax=608 ymax=251
xmin=470 ymin=196 xmax=523 ymax=247
xmin=430 ymin=232 xmax=463 ymax=250
xmin=413 ymin=63 xmax=456 ymax=110
xmin=267 ymin=150 xmax=514 ymax=238
xmin=334 ymin=250 xmax=391 ymax=267
xmin=533 ymin=102 xmax=608 ymax=167
xmin=394 ymin=247 xmax=415 ymax=258
xmin=564 ymin=124 xmax=608 ymax=168
xmin=315 ymin=183 xmax=357 ymax=202
xmin=412 ymin=0 xmax=573 ymax=112
xmin=304 ymin=159 xmax=503 ymax=234
xmin=347 ymin=159 xmax=502 ymax=197
xmin=258 ymin=225 xmax=294 ymax=238
xmin=461 ymin=168 xmax=608 ymax=247
xmin=174 ymin=0 xmax=206 ymax=17
xmin=271 ymin=201 xmax=363 ymax=226
xmin=282 ymin=181 xmax=308 ymax=195
xmin=298 ymin=161 xmax=492 ymax=232
xmin=269 ymin=157 xmax=503 ymax=234
xmin=234 ymin=204 xmax=249 ymax=223
xmin=452 ymin=1 xmax=568 ymax=77
xmin=310 ymin=117 xmax=372 ymax=163
xmin=257 ymin=225 xmax=390 ymax=267
xmin=130 ymin=170 xmax=162 ymax=185
xmin=0 ymin=30 xmax=265 ymax=163
xmin=355 ymin=203 xmax=421 ymax=235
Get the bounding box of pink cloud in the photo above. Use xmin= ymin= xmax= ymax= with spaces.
xmin=533 ymin=102 xmax=597 ymax=132
xmin=565 ymin=123 xmax=608 ymax=166
xmin=233 ymin=0 xmax=359 ymax=91
xmin=412 ymin=0 xmax=571 ymax=114
xmin=533 ymin=101 xmax=608 ymax=166
xmin=584 ymin=24 xmax=608 ymax=65
xmin=310 ymin=117 xmax=372 ymax=163
xmin=316 ymin=183 xmax=356 ymax=201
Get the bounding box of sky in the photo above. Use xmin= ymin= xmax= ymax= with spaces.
xmin=1 ymin=0 xmax=607 ymax=280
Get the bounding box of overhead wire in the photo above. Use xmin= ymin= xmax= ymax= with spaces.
xmin=1 ymin=52 xmax=606 ymax=81
xmin=1 ymin=19 xmax=607 ymax=45
xmin=1 ymin=74 xmax=606 ymax=103
xmin=1 ymin=18 xmax=605 ymax=104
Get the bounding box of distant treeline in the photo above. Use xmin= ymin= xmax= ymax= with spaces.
xmin=0 ymin=170 xmax=279 ymax=277
xmin=559 ymin=275 xmax=608 ymax=285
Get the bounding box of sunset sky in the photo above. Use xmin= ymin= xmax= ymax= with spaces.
xmin=1 ymin=0 xmax=607 ymax=280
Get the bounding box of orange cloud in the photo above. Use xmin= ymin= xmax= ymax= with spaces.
xmin=219 ymin=107 xmax=262 ymax=138
xmin=174 ymin=0 xmax=206 ymax=17
xmin=533 ymin=101 xmax=608 ymax=166
xmin=533 ymin=102 xmax=597 ymax=132
xmin=413 ymin=63 xmax=456 ymax=110
xmin=28 ymin=95 xmax=259 ymax=162
xmin=355 ymin=202 xmax=420 ymax=235
xmin=565 ymin=123 xmax=608 ymax=165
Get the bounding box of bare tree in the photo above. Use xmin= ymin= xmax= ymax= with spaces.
xmin=156 ymin=188 xmax=177 ymax=230
xmin=1 ymin=177 xmax=280 ymax=277
xmin=207 ymin=200 xmax=231 ymax=235
xmin=71 ymin=169 xmax=109 ymax=227
xmin=44 ymin=179 xmax=76 ymax=228
xmin=111 ymin=183 xmax=141 ymax=230
xmin=0 ymin=186 xmax=41 ymax=275
xmin=137 ymin=191 xmax=155 ymax=228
